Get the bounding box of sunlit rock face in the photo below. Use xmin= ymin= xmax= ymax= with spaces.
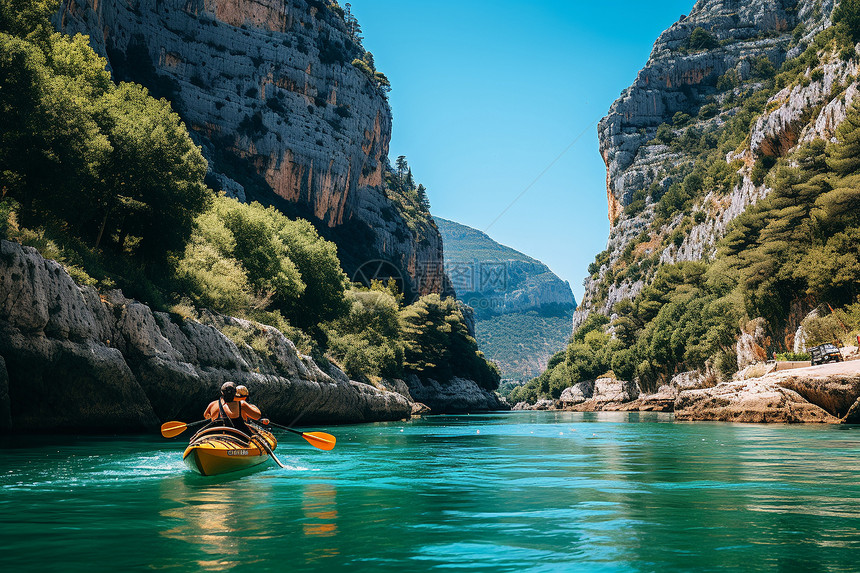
xmin=575 ymin=0 xmax=840 ymax=330
xmin=56 ymin=0 xmax=448 ymax=299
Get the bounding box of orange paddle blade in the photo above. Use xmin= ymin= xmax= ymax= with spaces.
xmin=160 ymin=421 xmax=188 ymax=439
xmin=303 ymin=432 xmax=336 ymax=451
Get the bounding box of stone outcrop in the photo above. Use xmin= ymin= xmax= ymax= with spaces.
xmin=55 ymin=0 xmax=448 ymax=299
xmin=404 ymin=375 xmax=510 ymax=414
xmin=674 ymin=378 xmax=839 ymax=423
xmin=676 ymin=361 xmax=860 ymax=423
xmin=574 ymin=0 xmax=842 ymax=331
xmin=516 ymin=364 xmax=860 ymax=423
xmin=512 ymin=399 xmax=554 ymax=411
xmin=0 ymin=240 xmax=411 ymax=433
xmin=736 ymin=317 xmax=772 ymax=369
xmin=558 ymin=380 xmax=594 ymax=406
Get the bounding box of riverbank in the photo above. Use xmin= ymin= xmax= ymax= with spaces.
xmin=514 ymin=360 xmax=860 ymax=424
xmin=0 ymin=240 xmax=506 ymax=433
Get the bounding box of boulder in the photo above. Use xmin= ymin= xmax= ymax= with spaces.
xmin=531 ymin=399 xmax=557 ymax=411
xmin=411 ymin=402 xmax=432 ymax=415
xmin=793 ymin=307 xmax=822 ymax=353
xmin=771 ymin=370 xmax=860 ymax=419
xmin=676 ymin=361 xmax=860 ymax=423
xmin=559 ymin=380 xmax=594 ymax=406
xmin=670 ymin=370 xmax=710 ymax=392
xmin=593 ymin=377 xmax=640 ymax=403
xmin=404 ymin=376 xmax=510 ymax=414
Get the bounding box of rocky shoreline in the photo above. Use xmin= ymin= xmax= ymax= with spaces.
xmin=0 ymin=241 xmax=505 ymax=433
xmin=514 ymin=362 xmax=860 ymax=424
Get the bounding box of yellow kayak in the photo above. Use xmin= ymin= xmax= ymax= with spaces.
xmin=182 ymin=426 xmax=278 ymax=476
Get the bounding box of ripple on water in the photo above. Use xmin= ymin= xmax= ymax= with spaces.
xmin=2 ymin=414 xmax=860 ymax=572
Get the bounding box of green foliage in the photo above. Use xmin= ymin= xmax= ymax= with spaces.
xmin=716 ymin=69 xmax=739 ymax=92
xmin=588 ymin=249 xmax=611 ymax=276
xmin=835 ymin=0 xmax=860 ymax=43
xmin=653 ymin=123 xmax=675 ymax=145
xmin=325 ymin=287 xmax=405 ymax=379
xmin=0 ymin=2 xmax=502 ymax=392
xmin=517 ymin=259 xmax=742 ymax=402
xmin=0 ymin=31 xmax=209 ymax=272
xmin=750 ymin=155 xmax=776 ymax=186
xmin=474 ymin=308 xmax=575 ymax=381
xmin=699 ymin=103 xmax=718 ymax=119
xmin=749 ymin=55 xmax=776 ymax=80
xmin=178 ymin=195 xmax=348 ymax=330
xmin=0 ymin=0 xmax=56 ymax=44
xmin=401 ymin=294 xmax=500 ymax=391
xmin=673 ymin=112 xmax=692 ymax=127
xmin=775 ymin=351 xmax=811 ymax=361
xmin=351 ymin=57 xmax=372 ymax=77
xmin=688 ymin=27 xmax=718 ymax=51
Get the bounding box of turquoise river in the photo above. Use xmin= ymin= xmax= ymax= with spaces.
xmin=2 ymin=412 xmax=860 ymax=572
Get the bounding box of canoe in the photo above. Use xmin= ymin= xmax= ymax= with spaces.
xmin=182 ymin=425 xmax=278 ymax=476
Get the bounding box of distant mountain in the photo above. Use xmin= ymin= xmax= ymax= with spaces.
xmin=435 ymin=217 xmax=576 ymax=381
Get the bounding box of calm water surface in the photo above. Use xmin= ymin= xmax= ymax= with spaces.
xmin=2 ymin=412 xmax=860 ymax=572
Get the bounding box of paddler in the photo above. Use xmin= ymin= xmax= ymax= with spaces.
xmin=204 ymin=382 xmax=263 ymax=436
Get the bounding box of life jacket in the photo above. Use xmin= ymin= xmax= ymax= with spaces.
xmin=217 ymin=398 xmax=252 ymax=436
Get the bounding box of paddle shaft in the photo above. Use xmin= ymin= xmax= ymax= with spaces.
xmin=247 ymin=424 xmax=287 ymax=469
xmin=265 ymin=420 xmax=311 ymax=436
xmin=261 ymin=420 xmax=336 ymax=451
xmin=251 ymin=430 xmax=287 ymax=469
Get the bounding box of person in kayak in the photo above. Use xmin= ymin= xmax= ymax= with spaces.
xmin=204 ymin=382 xmax=263 ymax=436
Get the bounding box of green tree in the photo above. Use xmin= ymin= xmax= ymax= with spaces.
xmin=0 ymin=0 xmax=57 ymax=44
xmin=835 ymin=0 xmax=860 ymax=42
xmin=400 ymin=294 xmax=500 ymax=390
xmin=325 ymin=288 xmax=405 ymax=378
xmin=395 ymin=155 xmax=408 ymax=184
xmin=688 ymin=27 xmax=718 ymax=51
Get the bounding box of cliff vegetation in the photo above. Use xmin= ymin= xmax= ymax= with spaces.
xmin=0 ymin=1 xmax=499 ymax=403
xmin=515 ymin=0 xmax=860 ymax=404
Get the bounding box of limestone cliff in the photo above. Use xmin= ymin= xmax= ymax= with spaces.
xmin=55 ymin=0 xmax=448 ymax=299
xmin=576 ymin=0 xmax=842 ymax=328
xmin=0 ymin=240 xmax=411 ymax=433
xmin=434 ymin=217 xmax=576 ymax=381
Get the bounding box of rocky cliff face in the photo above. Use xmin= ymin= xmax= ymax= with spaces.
xmin=55 ymin=0 xmax=448 ymax=299
xmin=434 ymin=218 xmax=575 ymax=315
xmin=576 ymin=0 xmax=842 ymax=328
xmin=0 ymin=240 xmax=411 ymax=433
xmin=434 ymin=217 xmax=576 ymax=381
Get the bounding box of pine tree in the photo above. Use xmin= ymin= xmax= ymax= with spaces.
xmin=417 ymin=184 xmax=430 ymax=210
xmin=343 ymin=3 xmax=363 ymax=44
xmin=826 ymin=99 xmax=860 ymax=176
xmin=395 ymin=155 xmax=407 ymax=185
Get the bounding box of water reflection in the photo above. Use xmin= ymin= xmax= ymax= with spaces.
xmin=158 ymin=472 xmax=274 ymax=571
xmin=302 ymin=482 xmax=338 ymax=538
xmin=301 ymin=482 xmax=340 ymax=564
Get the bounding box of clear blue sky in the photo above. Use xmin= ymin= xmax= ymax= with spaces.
xmin=351 ymin=0 xmax=694 ymax=301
